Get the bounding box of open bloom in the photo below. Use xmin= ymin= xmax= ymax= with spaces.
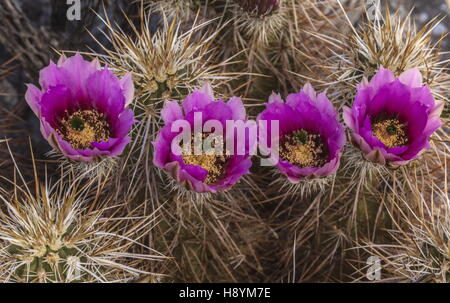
xmin=257 ymin=84 xmax=346 ymax=183
xmin=153 ymin=84 xmax=254 ymax=193
xmin=25 ymin=54 xmax=135 ymax=162
xmin=343 ymin=67 xmax=443 ymax=166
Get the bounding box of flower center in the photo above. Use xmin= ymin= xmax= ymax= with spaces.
xmin=58 ymin=109 xmax=111 ymax=150
xmin=280 ymin=130 xmax=328 ymax=168
xmin=372 ymin=117 xmax=408 ymax=148
xmin=181 ymin=133 xmax=229 ymax=185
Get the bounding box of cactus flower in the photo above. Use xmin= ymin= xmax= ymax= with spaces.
xmin=257 ymin=84 xmax=346 ymax=183
xmin=25 ymin=53 xmax=135 ymax=162
xmin=343 ymin=67 xmax=443 ymax=166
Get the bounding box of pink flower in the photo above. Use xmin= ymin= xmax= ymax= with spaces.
xmin=257 ymin=84 xmax=346 ymax=183
xmin=25 ymin=54 xmax=135 ymax=162
xmin=343 ymin=67 xmax=443 ymax=165
xmin=153 ymin=84 xmax=254 ymax=193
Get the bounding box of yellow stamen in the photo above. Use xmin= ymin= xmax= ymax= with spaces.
xmin=181 ymin=133 xmax=228 ymax=184
xmin=372 ymin=117 xmax=408 ymax=148
xmin=280 ymin=130 xmax=327 ymax=168
xmin=58 ymin=109 xmax=110 ymax=150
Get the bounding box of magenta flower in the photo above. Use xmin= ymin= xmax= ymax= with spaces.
xmin=257 ymin=84 xmax=346 ymax=183
xmin=25 ymin=54 xmax=135 ymax=162
xmin=153 ymin=84 xmax=254 ymax=193
xmin=343 ymin=67 xmax=443 ymax=166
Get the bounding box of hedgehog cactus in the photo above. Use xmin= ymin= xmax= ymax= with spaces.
xmin=0 ymin=167 xmax=164 ymax=283
xmin=4 ymin=238 xmax=85 ymax=282
xmin=1 ymin=0 xmax=449 ymax=284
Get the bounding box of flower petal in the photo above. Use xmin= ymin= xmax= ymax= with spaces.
xmin=367 ymin=66 xmax=396 ymax=91
xmin=399 ymin=68 xmax=422 ymax=88
xmin=268 ymin=92 xmax=283 ymax=103
xmin=25 ymin=84 xmax=42 ymax=115
xmin=227 ymin=96 xmax=246 ymax=120
xmin=161 ymin=100 xmax=183 ymax=124
xmin=119 ymin=72 xmax=135 ymax=107
xmin=87 ymin=68 xmax=125 ymax=119
xmin=182 ymin=89 xmax=213 ymax=114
